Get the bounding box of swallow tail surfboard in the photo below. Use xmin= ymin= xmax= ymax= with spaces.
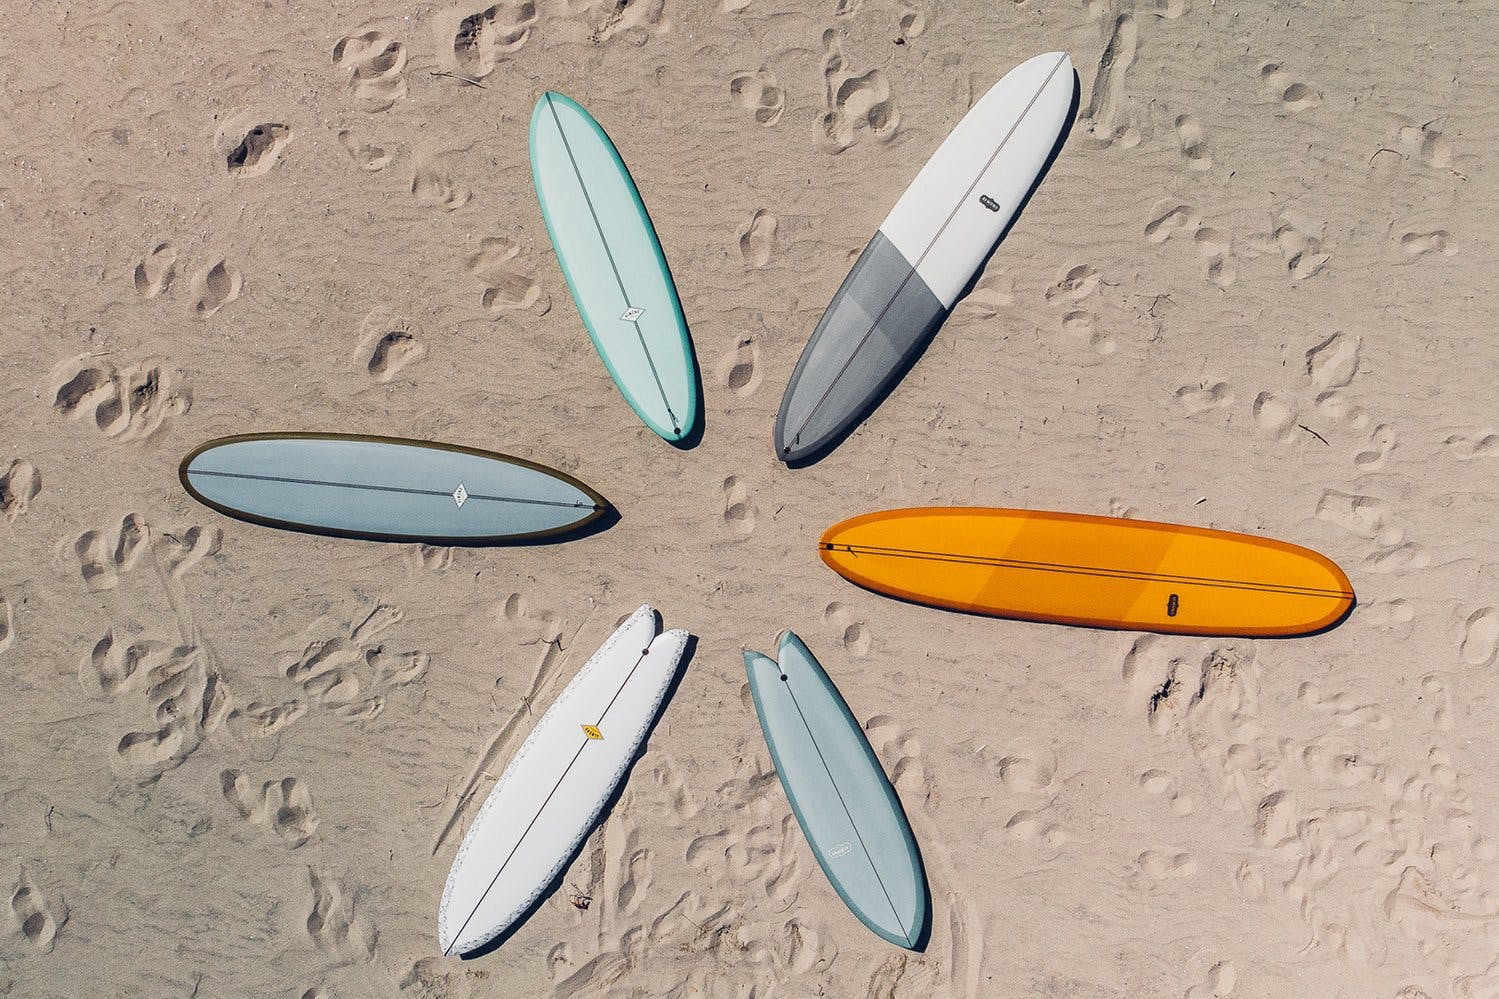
xmin=744 ymin=632 xmax=927 ymax=948
xmin=179 ymin=433 xmax=609 ymax=545
xmin=531 ymin=92 xmax=699 ymax=442
xmin=776 ymin=51 xmax=1075 ymax=463
xmin=820 ymin=508 xmax=1355 ymax=637
xmin=439 ymin=606 xmax=689 ymax=956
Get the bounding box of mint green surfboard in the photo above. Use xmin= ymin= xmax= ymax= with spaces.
xmin=530 ymin=92 xmax=698 ymax=442
xmin=743 ymin=632 xmax=928 ymax=948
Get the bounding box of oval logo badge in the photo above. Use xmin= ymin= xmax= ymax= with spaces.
xmin=979 ymin=194 xmax=1001 ymax=212
xmin=828 ymin=841 xmax=853 ymax=859
xmin=582 ymin=724 xmax=603 ymax=740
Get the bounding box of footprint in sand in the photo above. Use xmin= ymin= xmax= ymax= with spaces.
xmin=1193 ymin=226 xmax=1236 ymax=288
xmin=1251 ymin=390 xmax=1300 ymax=443
xmin=332 ymin=31 xmax=408 ymax=112
xmin=1306 ymin=332 xmax=1360 ymax=390
xmin=737 ymin=209 xmax=777 ymax=267
xmin=715 ymin=337 xmax=761 ymax=398
xmin=10 ymin=872 xmax=68 ymax=953
xmin=280 ymin=606 xmax=430 ymax=721
xmin=1460 ymin=608 xmax=1498 ymax=667
xmin=221 ymin=769 xmax=321 ymax=847
xmin=1129 ymin=849 xmax=1198 ymax=888
xmin=411 ymin=155 xmax=471 ymax=211
xmin=1174 ymin=381 xmax=1234 ymax=417
xmin=226 ymin=123 xmax=291 ymax=177
xmin=821 ymin=29 xmax=899 ymax=152
xmin=52 ymin=355 xmax=191 ymax=442
xmin=191 ymin=259 xmax=242 ymax=317
xmin=0 ymin=460 xmax=40 ymax=521
xmin=133 ymin=243 xmax=177 ymax=297
xmin=1262 ymin=214 xmax=1331 ymax=281
xmin=1174 ymin=114 xmax=1211 ymax=171
xmin=305 ymin=867 xmax=377 ymax=959
xmin=80 ymin=630 xmax=231 ymax=784
xmin=1297 ymin=682 xmax=1391 ymax=730
xmin=0 ymin=597 xmax=13 ymax=655
xmin=357 ymin=310 xmax=427 ymax=383
xmin=1315 ymin=490 xmax=1402 ymax=545
xmin=1139 ymin=768 xmax=1194 ymax=816
xmin=1399 ymin=229 xmax=1456 ymax=260
xmin=1081 ymin=14 xmax=1140 ymax=147
xmin=589 ymin=0 xmax=668 ymax=44
xmin=1443 ymin=431 xmax=1498 ymax=461
xmin=72 ymin=513 xmax=149 ymax=591
xmin=467 ymin=236 xmax=549 ymax=314
xmin=1185 ymin=961 xmax=1237 ymax=999
xmin=499 ymin=592 xmax=562 ymax=645
xmin=337 ymin=129 xmax=392 ymax=172
xmin=721 ymin=476 xmax=757 ymax=536
xmin=1145 ymin=202 xmax=1195 ymax=244
xmin=730 ymin=69 xmax=786 ymax=126
xmin=452 ymin=0 xmax=539 ymax=80
xmin=960 ymin=271 xmax=1015 ymax=316
xmin=1259 ymin=63 xmax=1321 ymax=113
xmin=823 ymin=601 xmax=871 ymax=657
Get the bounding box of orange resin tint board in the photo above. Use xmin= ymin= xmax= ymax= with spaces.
xmin=819 ymin=508 xmax=1354 ymax=637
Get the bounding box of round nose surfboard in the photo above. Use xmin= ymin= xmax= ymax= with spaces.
xmin=439 ymin=606 xmax=689 ymax=956
xmin=820 ymin=508 xmax=1355 ymax=637
xmin=743 ymin=632 xmax=927 ymax=949
xmin=776 ymin=51 xmax=1076 ymax=463
xmin=530 ymin=92 xmax=699 ymax=443
xmin=179 ymin=433 xmax=609 ymax=545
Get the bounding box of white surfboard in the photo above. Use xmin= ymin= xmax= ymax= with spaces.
xmin=776 ymin=51 xmax=1076 ymax=463
xmin=438 ymin=606 xmax=688 ymax=955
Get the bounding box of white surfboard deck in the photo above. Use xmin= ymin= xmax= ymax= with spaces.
xmin=438 ymin=605 xmax=688 ymax=955
xmin=881 ymin=50 xmax=1075 ymax=307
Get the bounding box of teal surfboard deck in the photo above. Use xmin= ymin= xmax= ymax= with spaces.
xmin=743 ymin=632 xmax=927 ymax=948
xmin=179 ymin=433 xmax=609 ymax=545
xmin=529 ymin=92 xmax=698 ymax=442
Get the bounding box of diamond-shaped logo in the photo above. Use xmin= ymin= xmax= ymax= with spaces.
xmin=452 ymin=483 xmax=468 ymax=508
xmin=620 ymin=306 xmax=645 ymax=322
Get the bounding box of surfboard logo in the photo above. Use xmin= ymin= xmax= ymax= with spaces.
xmin=828 ymin=841 xmax=853 ymax=859
xmin=582 ymin=724 xmax=603 ymax=740
xmin=978 ymin=194 xmax=1001 ymax=212
xmin=452 ymin=483 xmax=468 ymax=508
xmin=1167 ymin=594 xmax=1179 ymax=617
xmin=620 ymin=306 xmax=645 ymax=322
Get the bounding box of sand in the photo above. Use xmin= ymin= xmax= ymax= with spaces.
xmin=1 ymin=0 xmax=1496 ymax=996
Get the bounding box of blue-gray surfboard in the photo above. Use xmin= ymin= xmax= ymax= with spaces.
xmin=743 ymin=632 xmax=927 ymax=948
xmin=179 ymin=433 xmax=609 ymax=545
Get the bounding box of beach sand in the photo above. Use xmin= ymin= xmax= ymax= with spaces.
xmin=1 ymin=1 xmax=1496 ymax=995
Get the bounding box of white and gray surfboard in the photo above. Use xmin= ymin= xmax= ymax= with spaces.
xmin=438 ymin=606 xmax=687 ymax=956
xmin=775 ymin=51 xmax=1076 ymax=463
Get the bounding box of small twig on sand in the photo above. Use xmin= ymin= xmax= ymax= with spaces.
xmin=430 ymin=71 xmax=485 ymax=88
xmin=1298 ymin=424 xmax=1330 ymax=446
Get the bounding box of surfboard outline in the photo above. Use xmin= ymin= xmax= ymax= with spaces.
xmin=530 ymin=91 xmax=699 ymax=442
xmin=820 ymin=507 xmax=1357 ymax=637
xmin=776 ymin=51 xmax=1075 ymax=463
xmin=179 ymin=432 xmax=610 ymax=546
xmin=743 ymin=632 xmax=927 ymax=948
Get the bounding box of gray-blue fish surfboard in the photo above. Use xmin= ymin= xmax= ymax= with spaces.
xmin=743 ymin=632 xmax=927 ymax=948
xmin=179 ymin=433 xmax=609 ymax=545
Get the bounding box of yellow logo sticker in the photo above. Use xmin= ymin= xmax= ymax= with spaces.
xmin=582 ymin=724 xmax=603 ymax=740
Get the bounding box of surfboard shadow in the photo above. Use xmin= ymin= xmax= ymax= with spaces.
xmin=457 ymin=628 xmax=698 ymax=961
xmin=782 ymin=70 xmax=1082 ymax=470
xmin=666 ymin=335 xmax=707 ymax=452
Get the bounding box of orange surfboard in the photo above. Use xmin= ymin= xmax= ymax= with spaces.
xmin=819 ymin=508 xmax=1354 ymax=637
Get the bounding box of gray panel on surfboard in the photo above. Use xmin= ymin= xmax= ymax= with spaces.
xmin=743 ymin=631 xmax=927 ymax=948
xmin=775 ymin=232 xmax=947 ymax=462
xmin=179 ymin=433 xmax=608 ymax=545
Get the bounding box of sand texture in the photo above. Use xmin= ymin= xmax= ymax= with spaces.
xmin=2 ymin=1 xmax=1497 ymax=996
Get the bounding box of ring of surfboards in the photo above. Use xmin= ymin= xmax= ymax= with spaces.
xmin=530 ymin=92 xmax=699 ymax=443
xmin=439 ymin=606 xmax=688 ymax=956
xmin=179 ymin=432 xmax=609 ymax=545
xmin=743 ymin=632 xmax=927 ymax=948
xmin=819 ymin=508 xmax=1355 ymax=637
xmin=776 ymin=52 xmax=1075 ymax=463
